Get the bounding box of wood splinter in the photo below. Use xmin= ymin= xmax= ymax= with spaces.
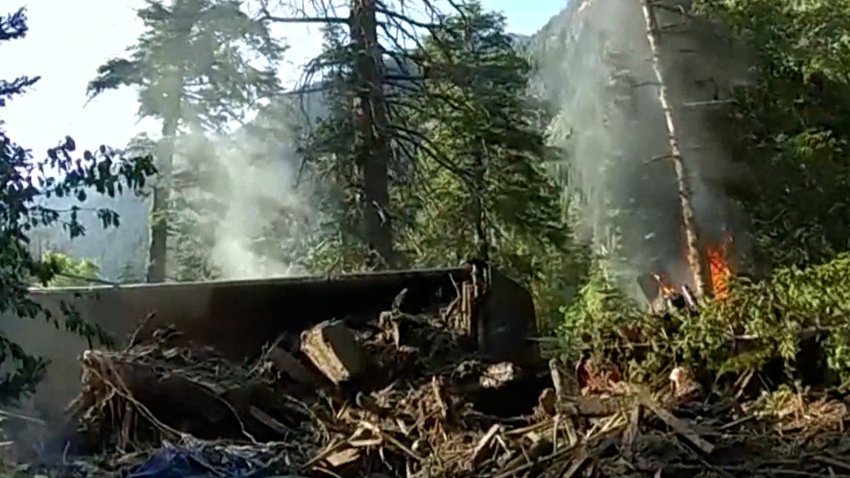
xmin=637 ymin=392 xmax=715 ymax=454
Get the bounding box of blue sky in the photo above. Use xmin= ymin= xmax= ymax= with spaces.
xmin=2 ymin=0 xmax=567 ymax=157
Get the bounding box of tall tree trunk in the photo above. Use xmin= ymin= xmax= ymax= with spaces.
xmin=350 ymin=0 xmax=395 ymax=268
xmin=146 ymin=117 xmax=177 ymax=283
xmin=640 ymin=0 xmax=709 ymax=297
xmin=473 ymin=140 xmax=489 ymax=262
xmin=147 ymin=3 xmax=193 ymax=283
xmin=146 ymin=188 xmax=168 ymax=282
xmin=146 ymin=80 xmax=181 ymax=283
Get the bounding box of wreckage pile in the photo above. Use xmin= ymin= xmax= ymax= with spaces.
xmin=52 ymin=309 xmax=850 ymax=477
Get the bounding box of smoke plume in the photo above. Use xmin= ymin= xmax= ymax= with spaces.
xmin=173 ymin=105 xmax=316 ymax=280
xmin=533 ymin=0 xmax=754 ymax=298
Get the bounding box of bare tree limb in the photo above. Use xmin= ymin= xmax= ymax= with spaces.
xmin=261 ymin=13 xmax=348 ymax=23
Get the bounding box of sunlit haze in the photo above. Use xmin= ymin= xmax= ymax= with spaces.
xmin=2 ymin=0 xmax=566 ymax=157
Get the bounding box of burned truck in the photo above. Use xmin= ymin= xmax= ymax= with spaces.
xmin=0 ymin=261 xmax=541 ymax=425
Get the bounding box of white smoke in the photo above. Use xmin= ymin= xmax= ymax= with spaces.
xmin=172 ymin=103 xmax=317 ymax=281
xmin=208 ymin=130 xmax=312 ymax=279
xmin=532 ymin=0 xmax=755 ymax=295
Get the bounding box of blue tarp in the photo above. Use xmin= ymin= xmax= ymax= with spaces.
xmin=128 ymin=442 xmax=271 ymax=478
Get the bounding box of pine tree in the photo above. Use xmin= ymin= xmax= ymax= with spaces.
xmin=88 ymin=0 xmax=283 ymax=281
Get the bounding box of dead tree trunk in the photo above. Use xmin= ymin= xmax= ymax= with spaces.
xmin=639 ymin=0 xmax=709 ymax=297
xmin=350 ymin=0 xmax=395 ymax=268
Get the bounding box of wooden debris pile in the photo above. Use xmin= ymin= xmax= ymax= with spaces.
xmin=69 ymin=326 xmax=313 ymax=450
xmin=66 ymin=312 xmax=850 ymax=477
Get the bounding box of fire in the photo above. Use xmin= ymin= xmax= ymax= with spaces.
xmin=652 ymin=274 xmax=675 ymax=295
xmin=706 ymin=238 xmax=733 ymax=300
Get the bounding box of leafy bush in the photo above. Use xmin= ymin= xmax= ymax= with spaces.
xmin=561 ymin=254 xmax=850 ymax=385
xmin=0 ymin=8 xmax=154 ymax=402
xmin=38 ymin=251 xmax=101 ymax=287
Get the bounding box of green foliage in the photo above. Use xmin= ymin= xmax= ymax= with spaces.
xmin=410 ymin=3 xmax=560 ymax=249
xmin=684 ymin=254 xmax=850 ymax=380
xmin=1 ymin=8 xmax=154 ymax=402
xmin=567 ymin=254 xmax=850 ymax=384
xmin=301 ymin=24 xmax=372 ymax=272
xmin=559 ymin=261 xmax=643 ymax=361
xmin=88 ymin=0 xmax=283 ymax=130
xmin=696 ymin=0 xmax=850 ymax=268
xmin=169 ymin=131 xmax=225 ymax=280
xmin=393 ymin=2 xmax=588 ymax=327
xmin=89 ymin=0 xmax=285 ymax=280
xmin=38 ymin=251 xmax=101 ymax=287
xmin=557 ymin=0 xmax=850 ymax=390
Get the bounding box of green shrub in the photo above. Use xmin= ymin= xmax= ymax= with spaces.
xmin=560 ymin=254 xmax=850 ymax=385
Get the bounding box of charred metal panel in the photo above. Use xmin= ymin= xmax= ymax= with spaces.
xmin=475 ymin=265 xmax=541 ymax=366
xmin=1 ymin=264 xmax=537 ymax=421
xmin=126 ymin=267 xmax=471 ymax=358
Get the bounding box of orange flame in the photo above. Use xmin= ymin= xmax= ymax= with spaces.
xmin=652 ymin=273 xmax=675 ymax=296
xmin=706 ymin=238 xmax=733 ymax=300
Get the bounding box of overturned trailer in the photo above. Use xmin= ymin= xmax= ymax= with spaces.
xmin=1 ymin=262 xmax=539 ymax=423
